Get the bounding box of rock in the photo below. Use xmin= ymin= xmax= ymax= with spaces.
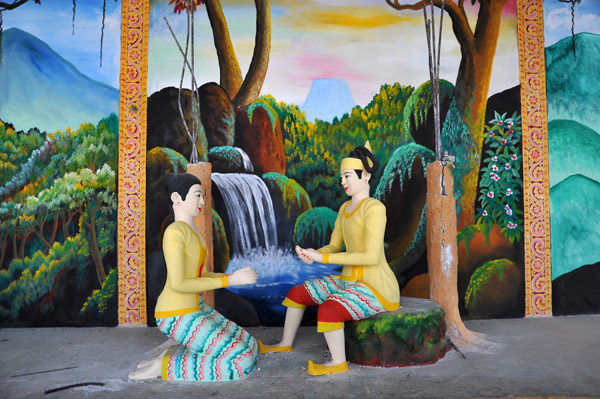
xmin=214 ymin=289 xmax=260 ymax=327
xmin=374 ymin=143 xmax=434 ymax=275
xmin=464 ymin=259 xmax=523 ymax=319
xmin=553 ymin=262 xmax=600 ymax=315
xmin=212 ymin=209 xmax=230 ymax=274
xmin=147 ymin=86 xmax=209 ymax=162
xmin=262 ymin=172 xmax=311 ymax=248
xmin=234 ymin=100 xmax=286 ymax=175
xmin=401 ymin=274 xmax=430 ymax=299
xmin=198 ymin=82 xmax=235 ymax=148
xmin=208 ymin=146 xmax=246 ymax=174
xmin=345 ymin=297 xmax=451 ymax=367
xmin=293 ymin=207 xmax=337 ymax=249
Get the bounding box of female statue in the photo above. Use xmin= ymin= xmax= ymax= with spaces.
xmin=258 ymin=142 xmax=400 ymax=376
xmin=130 ymin=173 xmax=258 ymax=381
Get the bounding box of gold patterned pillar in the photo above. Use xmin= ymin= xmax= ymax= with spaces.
xmin=118 ymin=0 xmax=149 ymax=325
xmin=517 ymin=0 xmax=552 ymax=316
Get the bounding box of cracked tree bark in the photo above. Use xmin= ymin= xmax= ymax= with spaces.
xmin=426 ymin=160 xmax=484 ymax=348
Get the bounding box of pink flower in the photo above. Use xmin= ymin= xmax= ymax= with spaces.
xmin=482 ymin=210 xmax=488 ymax=216
xmin=505 ymin=163 xmax=511 ymax=170
xmin=492 ymin=164 xmax=498 ymax=172
xmin=507 ymin=222 xmax=515 ymax=229
xmin=505 ymin=204 xmax=510 ymax=210
xmin=489 ymin=131 xmax=495 ymax=137
xmin=512 ymin=154 xmax=518 ymax=161
xmin=506 ymin=209 xmax=513 ymax=216
xmin=501 ymin=139 xmax=507 ymax=145
xmin=508 ymin=130 xmax=514 ymax=136
xmin=507 ymin=121 xmax=514 ymax=127
xmin=493 ymin=174 xmax=500 ymax=181
xmin=487 ymin=191 xmax=494 ymax=198
xmin=492 ymin=156 xmax=498 ymax=162
xmin=497 ymin=121 xmax=504 ymax=126
xmin=506 ymin=188 xmax=513 ymax=196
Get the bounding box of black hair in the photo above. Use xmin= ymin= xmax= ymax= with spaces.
xmin=163 ymin=173 xmax=202 ymax=222
xmin=348 ymin=145 xmax=379 ymax=179
xmin=163 ymin=173 xmax=202 ymax=201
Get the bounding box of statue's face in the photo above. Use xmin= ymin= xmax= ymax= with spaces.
xmin=179 ymin=183 xmax=204 ymax=217
xmin=340 ymin=169 xmax=369 ymax=197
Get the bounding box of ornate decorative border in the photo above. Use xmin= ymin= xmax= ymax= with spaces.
xmin=118 ymin=0 xmax=148 ymax=325
xmin=517 ymin=0 xmax=552 ymax=316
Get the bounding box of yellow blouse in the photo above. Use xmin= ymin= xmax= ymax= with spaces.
xmin=155 ymin=221 xmax=229 ymax=318
xmin=320 ymin=197 xmax=400 ymax=310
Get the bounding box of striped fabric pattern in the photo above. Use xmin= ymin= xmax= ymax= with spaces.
xmin=303 ymin=275 xmax=386 ymax=321
xmin=157 ymin=301 xmax=257 ymax=382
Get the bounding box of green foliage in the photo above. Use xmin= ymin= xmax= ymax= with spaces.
xmin=0 ymin=115 xmax=118 ymax=324
xmin=293 ymin=207 xmax=337 ymax=249
xmin=374 ymin=143 xmax=435 ymax=200
xmin=457 ymin=222 xmax=492 ymax=260
xmin=441 ymin=98 xmax=477 ymax=217
xmin=246 ymin=97 xmax=279 ymax=134
xmin=476 ymin=111 xmax=523 ymax=243
xmin=403 ymin=79 xmax=454 ymax=141
xmin=263 ymin=83 xmax=414 ymax=209
xmin=80 ymin=268 xmax=117 ymax=319
xmin=0 ymin=234 xmax=84 ymax=319
xmin=262 ymin=172 xmax=312 ymax=220
xmin=0 ymin=121 xmax=45 ymax=187
xmin=465 ymin=259 xmax=511 ymax=309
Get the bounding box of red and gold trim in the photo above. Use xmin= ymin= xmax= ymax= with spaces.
xmin=118 ymin=0 xmax=149 ymax=325
xmin=517 ymin=0 xmax=552 ymax=316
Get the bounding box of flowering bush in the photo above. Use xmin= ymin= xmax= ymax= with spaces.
xmin=476 ymin=111 xmax=523 ymax=243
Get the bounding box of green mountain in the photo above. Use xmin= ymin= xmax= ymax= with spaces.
xmin=550 ymin=174 xmax=600 ymax=280
xmin=545 ymin=33 xmax=600 ymax=130
xmin=548 ymin=119 xmax=600 ymax=187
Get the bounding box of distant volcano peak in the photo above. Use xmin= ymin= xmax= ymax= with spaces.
xmin=300 ymin=78 xmax=356 ymax=123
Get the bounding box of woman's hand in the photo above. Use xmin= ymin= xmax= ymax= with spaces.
xmin=228 ymin=267 xmax=258 ymax=286
xmin=295 ymin=246 xmax=323 ymax=264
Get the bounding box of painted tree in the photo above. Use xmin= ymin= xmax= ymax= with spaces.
xmin=385 ymin=0 xmax=509 ymax=229
xmin=168 ymin=0 xmax=271 ymax=107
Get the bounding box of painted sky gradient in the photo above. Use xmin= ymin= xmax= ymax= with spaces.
xmin=3 ymin=0 xmax=599 ymax=108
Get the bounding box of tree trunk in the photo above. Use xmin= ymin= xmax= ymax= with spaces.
xmin=426 ymin=161 xmax=484 ymax=347
xmin=86 ymin=203 xmax=107 ymax=285
xmin=453 ymin=0 xmax=507 ymax=229
xmin=204 ymin=0 xmax=243 ymax=99
xmin=232 ymin=0 xmax=271 ymax=108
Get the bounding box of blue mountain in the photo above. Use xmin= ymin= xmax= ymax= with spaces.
xmin=550 ymin=174 xmax=600 ymax=280
xmin=545 ymin=33 xmax=600 ymax=130
xmin=548 ymin=119 xmax=600 ymax=187
xmin=300 ymin=78 xmax=356 ymax=123
xmin=0 ymin=28 xmax=119 ymax=133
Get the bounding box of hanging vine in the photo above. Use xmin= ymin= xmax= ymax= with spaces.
xmin=558 ymin=0 xmax=581 ymax=59
xmin=72 ymin=0 xmax=76 ymax=35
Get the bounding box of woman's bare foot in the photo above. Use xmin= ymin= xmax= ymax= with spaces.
xmin=129 ymin=356 xmax=162 ymax=380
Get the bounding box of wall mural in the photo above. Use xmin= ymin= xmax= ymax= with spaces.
xmin=4 ymin=0 xmax=591 ymax=327
xmin=0 ymin=0 xmax=121 ymax=326
xmin=543 ymin=0 xmax=600 ymax=315
xmin=145 ymin=0 xmax=528 ymax=326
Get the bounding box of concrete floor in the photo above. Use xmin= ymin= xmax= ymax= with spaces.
xmin=1 ymin=315 xmax=599 ymax=399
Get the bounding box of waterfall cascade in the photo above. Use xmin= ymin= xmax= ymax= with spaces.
xmin=212 ymin=173 xmax=278 ymax=255
xmin=233 ymin=147 xmax=254 ymax=173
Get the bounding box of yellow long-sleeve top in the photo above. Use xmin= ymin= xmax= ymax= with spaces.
xmin=320 ymin=197 xmax=400 ymax=311
xmin=155 ymin=221 xmax=229 ymax=319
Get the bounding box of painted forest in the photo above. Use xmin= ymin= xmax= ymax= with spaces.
xmin=0 ymin=114 xmax=118 ymax=326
